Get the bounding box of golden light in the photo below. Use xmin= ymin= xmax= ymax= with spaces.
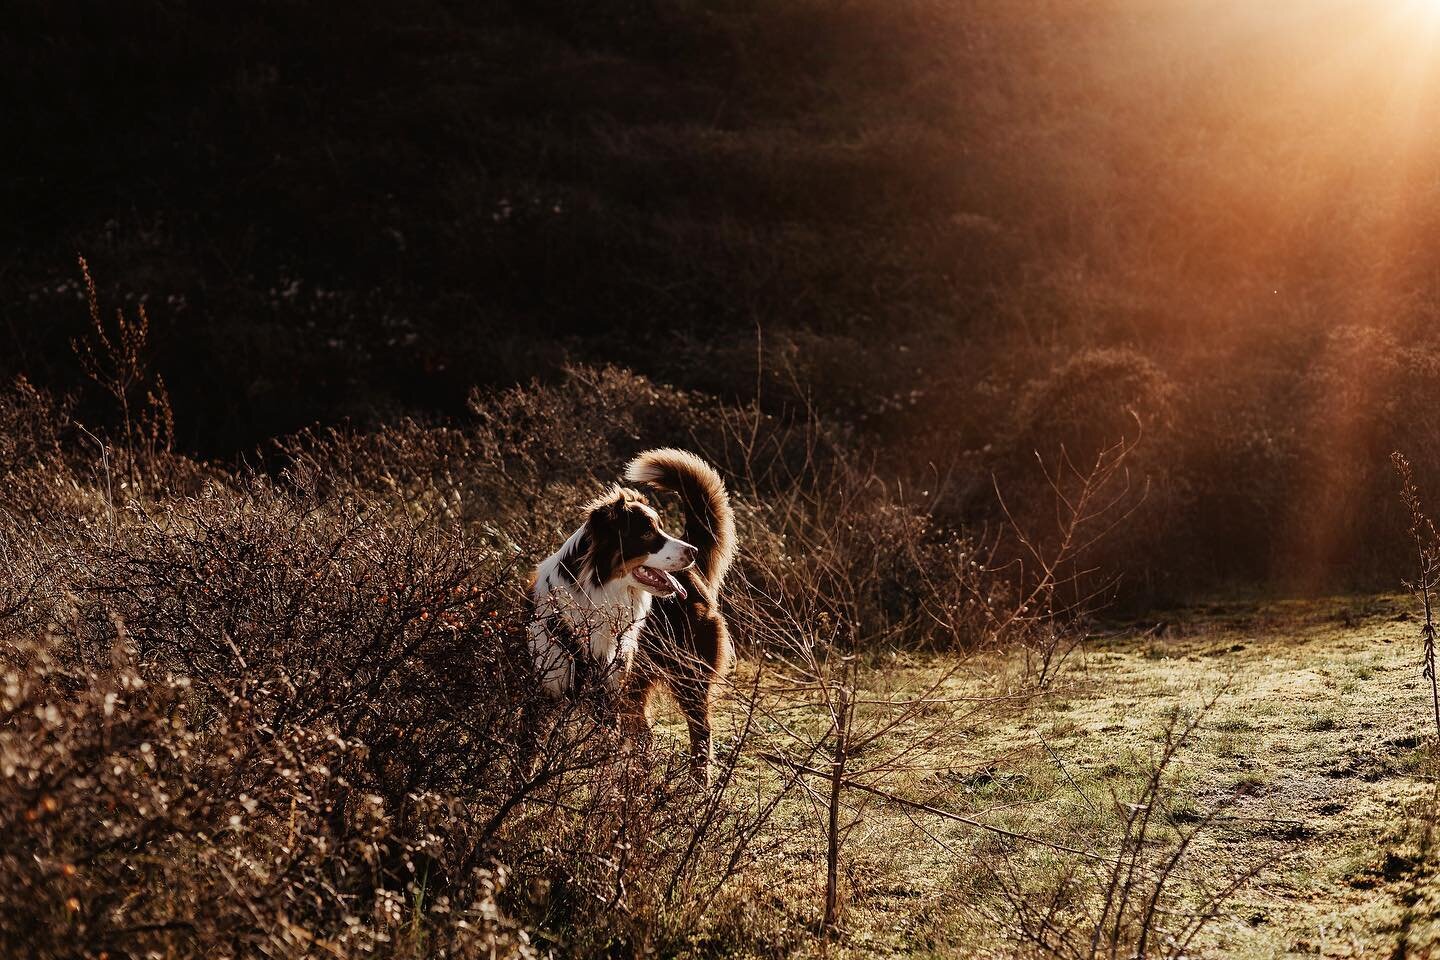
xmin=1391 ymin=0 xmax=1440 ymax=40
xmin=1265 ymin=0 xmax=1440 ymax=587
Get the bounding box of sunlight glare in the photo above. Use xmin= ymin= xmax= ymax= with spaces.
xmin=1402 ymin=0 xmax=1440 ymax=24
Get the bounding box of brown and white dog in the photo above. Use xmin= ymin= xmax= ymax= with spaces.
xmin=527 ymin=449 xmax=736 ymax=781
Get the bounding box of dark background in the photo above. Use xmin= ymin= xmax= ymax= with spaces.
xmin=7 ymin=0 xmax=1440 ymax=599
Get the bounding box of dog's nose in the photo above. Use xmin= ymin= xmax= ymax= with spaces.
xmin=682 ymin=544 xmax=698 ymax=564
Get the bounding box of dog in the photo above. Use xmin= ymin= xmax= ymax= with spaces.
xmin=527 ymin=448 xmax=736 ymax=782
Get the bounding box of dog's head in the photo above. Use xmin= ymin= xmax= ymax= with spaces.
xmin=581 ymin=486 xmax=696 ymax=599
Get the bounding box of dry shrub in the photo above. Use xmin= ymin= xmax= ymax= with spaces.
xmin=0 ymin=358 xmax=1149 ymax=956
xmin=991 ymin=348 xmax=1173 ymax=601
xmin=1010 ymin=348 xmax=1174 ymax=468
xmin=0 ymin=375 xmax=68 ymax=470
xmin=1394 ymin=452 xmax=1440 ymax=744
xmin=281 ymin=364 xmax=1002 ymax=653
xmin=987 ymin=705 xmax=1265 ymax=959
xmin=276 ymin=365 xmax=712 ymax=538
xmin=0 ymin=368 xmax=890 ymax=957
xmin=0 ymin=456 xmax=562 ymax=956
xmin=715 ymin=410 xmax=1003 ymax=653
xmin=1 ymin=620 xmax=543 ymax=959
xmin=0 ymin=376 xmax=88 ymax=521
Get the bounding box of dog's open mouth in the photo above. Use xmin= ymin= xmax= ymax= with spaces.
xmin=633 ymin=565 xmax=687 ymax=599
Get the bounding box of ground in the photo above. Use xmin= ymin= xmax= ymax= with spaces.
xmin=691 ymin=596 xmax=1440 ymax=958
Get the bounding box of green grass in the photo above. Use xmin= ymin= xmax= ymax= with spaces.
xmin=660 ymin=595 xmax=1440 ymax=958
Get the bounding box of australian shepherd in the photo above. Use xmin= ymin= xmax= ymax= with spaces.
xmin=527 ymin=448 xmax=736 ymax=782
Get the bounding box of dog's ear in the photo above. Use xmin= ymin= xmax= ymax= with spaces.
xmin=587 ymin=488 xmax=624 ymax=525
xmin=583 ymin=489 xmax=625 ymax=585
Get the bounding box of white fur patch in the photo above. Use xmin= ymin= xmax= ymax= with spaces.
xmin=529 ymin=523 xmax=653 ymax=696
xmin=625 ymin=460 xmax=666 ymax=486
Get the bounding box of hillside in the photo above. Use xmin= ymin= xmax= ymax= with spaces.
xmin=8 ymin=2 xmax=1440 ymax=596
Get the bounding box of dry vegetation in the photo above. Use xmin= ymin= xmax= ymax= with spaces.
xmin=0 ymin=294 xmax=1220 ymax=959
xmin=4 ymin=287 xmax=1438 ymax=957
xmin=0 ymin=332 xmax=1031 ymax=958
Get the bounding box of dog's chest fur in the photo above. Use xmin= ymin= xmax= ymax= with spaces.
xmin=528 ymin=525 xmax=653 ymax=695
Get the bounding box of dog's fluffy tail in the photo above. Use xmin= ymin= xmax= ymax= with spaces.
xmin=625 ymin=448 xmax=736 ymax=590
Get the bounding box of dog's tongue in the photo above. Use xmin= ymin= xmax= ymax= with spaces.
xmin=662 ymin=569 xmax=687 ymax=599
xmin=640 ymin=566 xmax=687 ymax=599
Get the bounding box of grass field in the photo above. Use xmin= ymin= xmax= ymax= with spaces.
xmin=669 ymin=595 xmax=1440 ymax=958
